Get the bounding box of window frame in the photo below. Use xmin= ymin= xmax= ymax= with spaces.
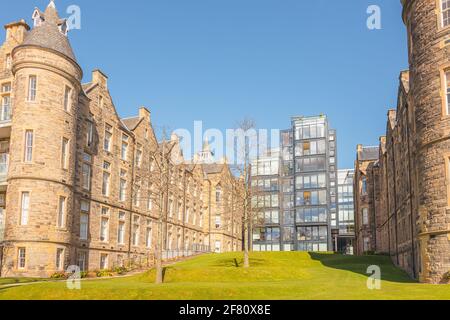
xmin=121 ymin=133 xmax=129 ymax=161
xmin=63 ymin=85 xmax=72 ymax=112
xmin=27 ymin=75 xmax=37 ymax=102
xmin=146 ymin=223 xmax=152 ymax=248
xmin=56 ymin=248 xmax=64 ymax=271
xmin=86 ymin=120 xmax=94 ymax=147
xmin=100 ymin=216 xmax=109 ymax=243
xmin=18 ymin=247 xmax=26 ymax=269
xmin=119 ymin=169 xmax=127 ymax=202
xmin=440 ymin=0 xmax=450 ymax=29
xmin=100 ymin=253 xmax=108 ymax=270
xmin=118 ymin=219 xmax=126 ymax=245
xmin=20 ymin=191 xmax=30 ymax=226
xmin=57 ymin=195 xmax=67 ymax=229
xmin=81 ymin=153 xmax=92 ymax=191
xmin=442 ymin=68 xmax=450 ymax=116
xmin=77 ymin=251 xmax=87 ymax=272
xmin=132 ymin=215 xmax=140 ymax=246
xmin=61 ymin=137 xmax=69 ymax=169
xmin=104 ymin=123 xmax=113 ymax=152
xmin=24 ymin=130 xmax=34 ymax=163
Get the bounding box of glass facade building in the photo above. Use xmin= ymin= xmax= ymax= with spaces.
xmin=251 ymin=149 xmax=281 ymax=251
xmin=335 ymin=169 xmax=355 ymax=254
xmin=251 ymin=115 xmax=338 ymax=252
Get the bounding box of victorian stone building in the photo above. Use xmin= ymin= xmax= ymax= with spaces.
xmin=355 ymin=0 xmax=450 ymax=283
xmin=0 ymin=1 xmax=242 ymax=278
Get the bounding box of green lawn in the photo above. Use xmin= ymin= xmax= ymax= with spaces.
xmin=0 ymin=252 xmax=449 ymax=300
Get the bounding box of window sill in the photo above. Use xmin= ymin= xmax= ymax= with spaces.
xmin=437 ymin=25 xmax=450 ymax=37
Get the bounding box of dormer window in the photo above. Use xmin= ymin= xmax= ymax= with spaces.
xmin=59 ymin=21 xmax=68 ymax=36
xmin=32 ymin=9 xmax=43 ymax=27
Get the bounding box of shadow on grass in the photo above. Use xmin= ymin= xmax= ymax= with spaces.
xmin=213 ymin=258 xmax=266 ymax=268
xmin=309 ymin=252 xmax=417 ymax=284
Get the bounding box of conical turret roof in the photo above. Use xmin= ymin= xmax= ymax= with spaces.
xmin=22 ymin=1 xmax=76 ymax=61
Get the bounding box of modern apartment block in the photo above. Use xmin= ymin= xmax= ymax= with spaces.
xmin=251 ymin=149 xmax=281 ymax=251
xmin=336 ymin=169 xmax=355 ymax=254
xmin=0 ymin=1 xmax=242 ymax=278
xmin=354 ymin=0 xmax=450 ymax=283
xmin=251 ymin=115 xmax=338 ymax=252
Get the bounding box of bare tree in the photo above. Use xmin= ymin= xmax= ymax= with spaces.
xmin=133 ymin=129 xmax=204 ymax=284
xmin=130 ymin=127 xmax=175 ymax=284
xmin=210 ymin=169 xmax=242 ymax=253
xmin=230 ymin=118 xmax=259 ymax=268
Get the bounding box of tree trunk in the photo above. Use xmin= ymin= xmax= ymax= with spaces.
xmin=155 ymin=222 xmax=163 ymax=284
xmin=243 ymin=220 xmax=250 ymax=268
xmin=243 ymin=171 xmax=250 ymax=268
xmin=155 ymin=141 xmax=166 ymax=284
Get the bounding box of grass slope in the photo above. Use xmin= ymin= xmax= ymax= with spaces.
xmin=0 ymin=252 xmax=449 ymax=300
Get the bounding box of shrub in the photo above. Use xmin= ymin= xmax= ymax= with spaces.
xmin=443 ymin=271 xmax=450 ymax=281
xmin=96 ymin=270 xmax=113 ymax=278
xmin=50 ymin=272 xmax=68 ymax=280
xmin=112 ymin=266 xmax=128 ymax=275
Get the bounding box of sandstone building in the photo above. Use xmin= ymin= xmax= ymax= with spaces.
xmin=0 ymin=1 xmax=242 ymax=278
xmin=354 ymin=0 xmax=450 ymax=283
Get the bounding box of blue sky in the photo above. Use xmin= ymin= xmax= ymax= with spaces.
xmin=1 ymin=0 xmax=407 ymax=169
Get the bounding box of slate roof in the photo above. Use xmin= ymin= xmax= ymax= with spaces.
xmin=121 ymin=117 xmax=141 ymax=131
xmin=358 ymin=146 xmax=379 ymax=162
xmin=201 ymin=164 xmax=224 ymax=175
xmin=21 ymin=2 xmax=76 ymax=61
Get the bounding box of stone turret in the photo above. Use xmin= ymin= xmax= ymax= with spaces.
xmin=402 ymin=0 xmax=450 ymax=283
xmin=2 ymin=1 xmax=82 ymax=277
